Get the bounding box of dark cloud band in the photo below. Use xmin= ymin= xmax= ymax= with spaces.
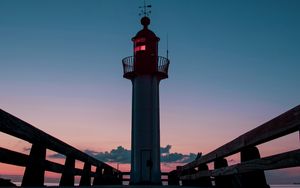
xmin=48 ymin=145 xmax=196 ymax=164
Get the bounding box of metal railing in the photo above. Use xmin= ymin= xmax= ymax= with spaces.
xmin=122 ymin=56 xmax=170 ymax=77
xmin=0 ymin=109 xmax=122 ymax=186
xmin=122 ymin=56 xmax=134 ymax=75
xmin=157 ymin=56 xmax=170 ymax=75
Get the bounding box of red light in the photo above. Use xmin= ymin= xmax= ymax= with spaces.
xmin=135 ymin=45 xmax=146 ymax=52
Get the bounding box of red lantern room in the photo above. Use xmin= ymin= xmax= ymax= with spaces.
xmin=132 ymin=16 xmax=159 ymax=75
xmin=122 ymin=16 xmax=169 ymax=80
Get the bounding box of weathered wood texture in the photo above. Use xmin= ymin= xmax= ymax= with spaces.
xmin=182 ymin=105 xmax=300 ymax=170
xmin=0 ymin=109 xmax=117 ymax=170
xmin=181 ymin=149 xmax=300 ymax=180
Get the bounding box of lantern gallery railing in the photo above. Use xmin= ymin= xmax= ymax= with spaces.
xmin=157 ymin=56 xmax=170 ymax=76
xmin=122 ymin=56 xmax=134 ymax=75
xmin=122 ymin=56 xmax=170 ymax=78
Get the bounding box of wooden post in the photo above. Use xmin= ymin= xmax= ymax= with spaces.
xmin=168 ymin=170 xmax=179 ymax=185
xmin=117 ymin=172 xmax=123 ymax=185
xmin=59 ymin=157 xmax=75 ymax=186
xmin=103 ymin=166 xmax=113 ymax=185
xmin=79 ymin=162 xmax=91 ymax=186
xmin=196 ymin=164 xmax=212 ymax=186
xmin=93 ymin=166 xmax=103 ymax=185
xmin=214 ymin=158 xmax=233 ymax=188
xmin=112 ymin=171 xmax=122 ymax=185
xmin=238 ymin=146 xmax=270 ymax=188
xmin=22 ymin=144 xmax=46 ymax=186
xmin=182 ymin=164 xmax=212 ymax=186
xmin=93 ymin=166 xmax=122 ymax=185
xmin=181 ymin=168 xmax=195 ymax=186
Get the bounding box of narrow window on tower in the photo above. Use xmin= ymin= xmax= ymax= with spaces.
xmin=135 ymin=38 xmax=146 ymax=52
xmin=135 ymin=45 xmax=146 ymax=52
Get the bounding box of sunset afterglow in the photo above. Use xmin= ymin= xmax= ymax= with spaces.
xmin=1 ymin=0 xmax=300 ymax=185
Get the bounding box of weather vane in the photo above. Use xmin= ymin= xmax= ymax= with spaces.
xmin=139 ymin=0 xmax=152 ymax=17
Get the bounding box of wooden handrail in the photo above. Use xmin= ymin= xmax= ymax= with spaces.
xmin=181 ymin=149 xmax=300 ymax=180
xmin=0 ymin=109 xmax=122 ymax=186
xmin=0 ymin=109 xmax=116 ymax=170
xmin=0 ymin=147 xmax=103 ymax=177
xmin=0 ymin=147 xmax=84 ymax=175
xmin=181 ymin=105 xmax=300 ymax=171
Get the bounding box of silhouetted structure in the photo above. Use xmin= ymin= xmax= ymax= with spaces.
xmin=168 ymin=105 xmax=300 ymax=188
xmin=122 ymin=16 xmax=170 ymax=185
xmin=0 ymin=109 xmax=122 ymax=186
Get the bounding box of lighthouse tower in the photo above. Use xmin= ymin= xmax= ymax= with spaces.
xmin=122 ymin=15 xmax=170 ymax=185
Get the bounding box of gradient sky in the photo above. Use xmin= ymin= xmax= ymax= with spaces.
xmin=0 ymin=0 xmax=300 ymax=184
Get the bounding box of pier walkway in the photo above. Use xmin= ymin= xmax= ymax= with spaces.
xmin=0 ymin=105 xmax=300 ymax=187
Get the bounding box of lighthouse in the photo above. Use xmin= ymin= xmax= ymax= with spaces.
xmin=122 ymin=15 xmax=170 ymax=185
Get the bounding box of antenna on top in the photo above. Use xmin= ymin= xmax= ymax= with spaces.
xmin=139 ymin=0 xmax=152 ymax=17
xmin=167 ymin=33 xmax=169 ymax=59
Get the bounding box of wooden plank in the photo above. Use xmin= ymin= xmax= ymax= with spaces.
xmin=182 ymin=105 xmax=300 ymax=170
xmin=181 ymin=149 xmax=300 ymax=180
xmin=0 ymin=147 xmax=83 ymax=175
xmin=0 ymin=147 xmax=27 ymax=166
xmin=45 ymin=160 xmax=64 ymax=173
xmin=0 ymin=109 xmax=118 ymax=172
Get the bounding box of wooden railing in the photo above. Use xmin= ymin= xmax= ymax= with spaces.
xmin=0 ymin=109 xmax=122 ymax=186
xmin=168 ymin=105 xmax=300 ymax=188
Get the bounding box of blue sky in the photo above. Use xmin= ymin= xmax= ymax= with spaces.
xmin=1 ymin=0 xmax=299 ymax=108
xmin=0 ymin=0 xmax=300 ymax=184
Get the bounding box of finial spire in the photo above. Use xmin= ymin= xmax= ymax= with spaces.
xmin=139 ymin=0 xmax=152 ymax=17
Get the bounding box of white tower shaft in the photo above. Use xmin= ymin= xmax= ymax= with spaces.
xmin=131 ymin=75 xmax=161 ymax=184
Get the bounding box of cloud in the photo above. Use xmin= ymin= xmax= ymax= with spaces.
xmin=160 ymin=145 xmax=171 ymax=154
xmin=160 ymin=145 xmax=197 ymax=163
xmin=84 ymin=146 xmax=130 ymax=164
xmin=47 ymin=145 xmax=197 ymax=164
xmin=23 ymin=147 xmax=31 ymax=152
xmin=48 ymin=153 xmax=65 ymax=159
xmin=161 ymin=152 xmax=197 ymax=163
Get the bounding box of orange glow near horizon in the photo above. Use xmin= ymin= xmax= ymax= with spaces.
xmin=0 ymin=163 xmax=25 ymax=176
xmin=0 ymin=129 xmax=299 ymax=178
